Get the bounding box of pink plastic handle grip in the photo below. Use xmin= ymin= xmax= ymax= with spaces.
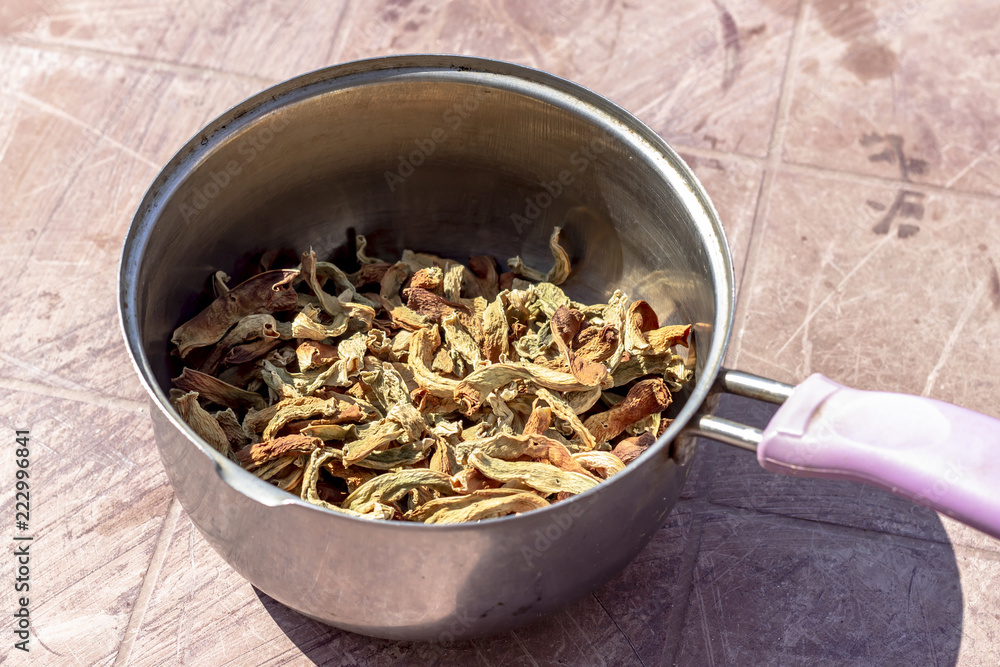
xmin=758 ymin=374 xmax=1000 ymax=538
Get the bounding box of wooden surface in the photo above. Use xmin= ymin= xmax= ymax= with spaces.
xmin=1 ymin=1 xmax=999 ymax=664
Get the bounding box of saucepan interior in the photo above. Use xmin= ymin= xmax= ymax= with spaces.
xmin=119 ymin=55 xmax=734 ymax=639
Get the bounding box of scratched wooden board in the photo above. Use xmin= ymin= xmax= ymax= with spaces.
xmin=671 ymin=508 xmax=973 ymax=665
xmin=0 ymin=42 xmax=267 ymax=402
xmin=783 ymin=0 xmax=1000 ymax=197
xmin=125 ymin=505 xmax=698 ymax=666
xmin=0 ymin=389 xmax=171 ymax=666
xmin=0 ymin=0 xmax=998 ymax=664
xmin=733 ymin=169 xmax=1000 ymax=411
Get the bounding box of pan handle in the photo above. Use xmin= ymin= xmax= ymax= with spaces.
xmin=690 ymin=370 xmax=1000 ymax=539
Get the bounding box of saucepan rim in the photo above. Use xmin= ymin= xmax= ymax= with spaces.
xmin=117 ymin=53 xmax=735 ymax=530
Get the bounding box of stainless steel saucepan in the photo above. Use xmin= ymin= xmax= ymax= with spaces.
xmin=118 ymin=55 xmax=1000 ymax=641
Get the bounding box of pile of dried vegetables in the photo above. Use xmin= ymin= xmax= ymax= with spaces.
xmin=169 ymin=227 xmax=694 ymax=523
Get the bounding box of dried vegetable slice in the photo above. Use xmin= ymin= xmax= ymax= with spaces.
xmin=168 ymin=228 xmax=694 ymax=523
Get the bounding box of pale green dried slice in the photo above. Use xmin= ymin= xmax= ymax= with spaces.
xmin=171 ymin=269 xmax=298 ymax=358
xmin=323 ymin=438 xmax=434 ymax=470
xmin=292 ymin=332 xmax=368 ymax=393
xmin=391 ymin=330 xmax=413 ymax=358
xmin=313 ymin=259 xmax=358 ymax=296
xmin=261 ymin=359 xmax=301 ymax=400
xmin=533 ymin=387 xmax=597 ymax=451
xmin=626 ymin=411 xmax=661 ymax=438
xmin=611 ymin=354 xmax=672 ymax=387
xmin=571 ymin=451 xmax=626 ymax=479
xmin=342 ymin=402 xmax=425 ymax=465
xmin=532 ymin=281 xmax=573 ymax=319
xmin=301 ymin=248 xmax=345 ymax=319
xmin=300 ymin=422 xmax=356 ymax=441
xmin=340 ymin=298 xmax=377 ymax=332
xmin=170 ymin=390 xmax=232 ymax=457
xmin=200 ymin=314 xmax=279 ymax=374
xmin=467 ymin=452 xmax=599 ymax=495
xmin=173 ymin=367 xmax=267 ymax=412
xmin=359 ymin=362 xmax=412 ymax=413
xmin=503 ymin=284 xmax=537 ymax=324
xmin=342 ymin=469 xmax=454 ymax=511
xmin=454 ymin=432 xmax=542 ymax=463
xmin=379 ymin=261 xmax=411 ymax=302
xmin=366 ymin=329 xmax=392 ymax=359
xmin=253 ymin=455 xmax=297 ymax=481
xmin=301 ymin=449 xmax=392 ymax=519
xmin=261 ymin=395 xmax=371 ymax=441
xmin=408 ymin=326 xmax=461 ymax=398
xmin=290 ymin=303 xmax=347 ymax=341
xmin=442 ymin=263 xmax=464 ymax=302
xmin=561 ymin=386 xmax=603 ymax=415
xmin=314 ymin=260 xmax=381 ymax=311
xmin=454 ymin=362 xmax=589 ymax=414
xmin=481 ymin=295 xmax=510 ymax=363
xmin=355 ymin=234 xmax=384 ymax=265
xmin=513 ymin=322 xmax=554 ymax=360
xmin=484 ymin=391 xmax=517 ymax=434
xmin=441 ymin=312 xmax=483 ymax=369
xmin=400 ymin=249 xmax=446 ymax=272
xmin=507 ymin=227 xmax=571 ymax=286
xmin=414 ymin=489 xmax=549 ymax=524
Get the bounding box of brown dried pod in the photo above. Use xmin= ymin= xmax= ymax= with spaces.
xmin=573 ymin=325 xmax=619 ymax=364
xmin=522 ymin=404 xmax=552 ymax=436
xmin=223 ymin=336 xmax=282 ymax=366
xmin=172 ymin=367 xmax=267 ymax=412
xmin=354 ymin=262 xmax=393 ymax=286
xmin=171 ymin=269 xmax=298 ymax=357
xmin=262 ymin=395 xmax=371 ymax=441
xmin=170 ymin=390 xmax=232 ymax=457
xmin=404 ymin=286 xmax=469 ymax=323
xmin=199 ymin=314 xmax=281 ymax=374
xmin=584 ymin=379 xmax=672 ymax=445
xmin=611 ymin=432 xmax=656 ymax=464
xmin=235 ymin=434 xmax=322 ymax=467
xmin=550 ymin=306 xmax=612 ymax=388
xmin=498 ymin=272 xmax=516 ymax=291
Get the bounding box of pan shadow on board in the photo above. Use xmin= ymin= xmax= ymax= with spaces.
xmin=254 ymin=393 xmax=963 ymax=665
